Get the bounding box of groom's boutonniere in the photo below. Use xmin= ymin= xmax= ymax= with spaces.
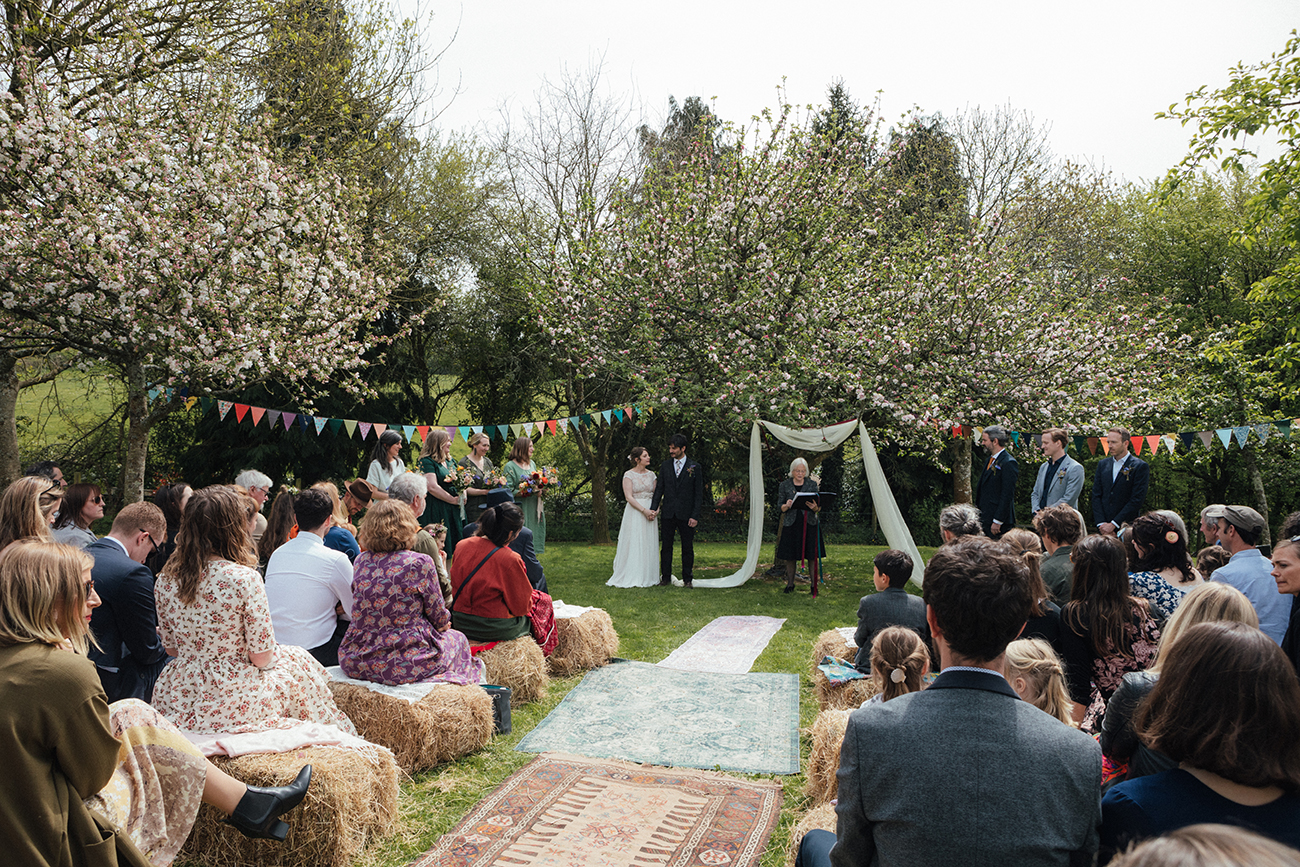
xmin=1056 ymin=469 xmax=1067 ymax=482
xmin=686 ymin=465 xmax=696 ymax=478
xmin=1121 ymin=466 xmax=1132 ymax=480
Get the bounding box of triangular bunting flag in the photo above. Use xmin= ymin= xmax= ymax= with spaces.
xmin=614 ymin=409 xmax=624 ymax=423
xmin=568 ymin=417 xmax=579 ymax=430
xmin=625 ymin=406 xmax=635 ymax=419
xmin=556 ymin=418 xmax=568 ymax=433
xmin=1198 ymin=431 xmax=1214 ymax=449
xmin=952 ymin=425 xmax=962 ymax=438
xmin=298 ymin=415 xmax=310 ymax=432
xmin=404 ymin=425 xmax=418 ymax=442
xmin=1146 ymin=435 xmax=1160 ymax=455
xmin=250 ymin=406 xmax=266 ymax=427
xmin=372 ymin=423 xmax=386 ymax=438
xmin=547 ymin=420 xmax=557 ymax=435
xmin=1087 ymin=437 xmax=1099 ymax=455
xmin=581 ymin=414 xmax=593 ymax=426
xmin=1030 ymin=434 xmax=1042 ymax=448
xmin=1280 ymin=419 xmax=1292 ymax=439
xmin=1232 ymin=426 xmax=1250 ymax=447
xmin=343 ymin=419 xmax=358 ymax=438
xmin=314 ymin=417 xmax=328 ymax=434
xmin=417 ymin=425 xmax=430 ymax=442
xmin=1100 ymin=437 xmax=1111 ymax=456
xmin=218 ymin=400 xmax=233 ymax=420
xmin=1180 ymin=432 xmax=1195 ymax=450
xmin=1130 ymin=436 xmax=1143 ymax=456
xmin=234 ymin=403 xmax=249 ymax=422
xmin=1216 ymin=429 xmax=1232 ymax=448
xmin=445 ymin=426 xmax=457 ymax=442
xmin=184 ymin=396 xmax=198 ymax=411
xmin=1010 ymin=431 xmax=1021 ymax=447
xmin=147 ymin=387 xmax=161 ymax=401
xmin=201 ymin=397 xmax=215 ymax=414
xmin=1162 ymin=435 xmax=1177 ymax=454
xmin=327 ymin=419 xmax=342 ymax=436
xmin=264 ymin=409 xmax=279 ymax=429
xmin=471 ymin=425 xmax=484 ymax=436
xmin=973 ymin=426 xmax=985 ymax=441
xmin=358 ymin=422 xmax=372 ymax=440
xmin=534 ymin=422 xmax=545 ymax=437
xmin=602 ymin=410 xmax=613 ymax=424
xmin=281 ymin=412 xmax=296 ymax=430
xmin=1254 ymin=423 xmax=1272 ymax=444
xmin=459 ymin=426 xmax=472 ymax=443
xmin=1073 ymin=436 xmax=1087 ymax=453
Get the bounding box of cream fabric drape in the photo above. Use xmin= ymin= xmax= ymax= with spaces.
xmin=693 ymin=420 xmax=926 ymax=588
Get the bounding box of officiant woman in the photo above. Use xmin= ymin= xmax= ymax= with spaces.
xmin=778 ymin=458 xmax=824 ymax=594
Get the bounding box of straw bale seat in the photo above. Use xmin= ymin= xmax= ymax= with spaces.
xmin=806 ymin=709 xmax=852 ymax=805
xmin=783 ymin=803 xmax=838 ymax=867
xmin=809 ymin=629 xmax=855 ymax=678
xmin=478 ymin=636 xmax=548 ymax=706
xmin=547 ymin=608 xmax=619 ymax=677
xmin=328 ymin=682 xmax=493 ymax=774
xmin=181 ymin=743 xmax=398 ymax=867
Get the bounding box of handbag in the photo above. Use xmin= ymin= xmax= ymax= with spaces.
xmin=528 ymin=589 xmax=558 ymax=657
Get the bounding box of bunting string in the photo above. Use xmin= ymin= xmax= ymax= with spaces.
xmin=954 ymin=419 xmax=1299 ymax=456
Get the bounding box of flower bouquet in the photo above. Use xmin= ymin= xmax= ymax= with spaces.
xmin=456 ymin=464 xmax=507 ymax=492
xmin=516 ymin=466 xmax=560 ymax=498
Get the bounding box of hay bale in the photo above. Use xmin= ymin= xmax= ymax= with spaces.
xmin=479 ymin=636 xmax=548 ymax=706
xmin=806 ymin=709 xmax=852 ymax=805
xmin=181 ymin=743 xmax=398 ymax=867
xmin=809 ymin=629 xmax=855 ymax=678
xmin=783 ymin=803 xmax=839 ymax=867
xmin=812 ymin=667 xmax=880 ymax=711
xmin=328 ymin=682 xmax=493 ymax=774
xmin=548 ymin=609 xmax=620 ymax=678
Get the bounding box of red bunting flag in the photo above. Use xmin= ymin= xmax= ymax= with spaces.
xmin=547 ymin=420 xmax=557 ymax=435
xmin=1146 ymin=434 xmax=1161 ymax=455
xmin=1130 ymin=436 xmax=1143 ymax=456
xmin=416 ymin=425 xmax=429 ymax=442
xmin=234 ymin=403 xmax=249 ymax=422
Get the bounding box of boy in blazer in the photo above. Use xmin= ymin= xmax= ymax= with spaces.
xmin=1031 ymin=427 xmax=1085 ymax=516
xmin=650 ymin=433 xmax=704 ymax=587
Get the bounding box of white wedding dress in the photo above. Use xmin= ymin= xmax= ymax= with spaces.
xmin=606 ymin=469 xmax=662 ymax=587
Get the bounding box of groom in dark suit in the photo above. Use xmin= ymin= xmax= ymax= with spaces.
xmin=651 ymin=433 xmax=704 ymax=588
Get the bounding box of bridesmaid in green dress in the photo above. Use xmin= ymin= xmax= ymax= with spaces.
xmin=504 ymin=435 xmax=546 ymax=553
xmin=417 ymin=429 xmax=464 ymax=560
xmin=457 ymin=432 xmax=498 ymax=515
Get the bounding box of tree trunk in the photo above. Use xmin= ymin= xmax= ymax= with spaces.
xmin=0 ymin=353 xmax=22 ymax=488
xmin=121 ymin=362 xmax=151 ymax=504
xmin=952 ymin=434 xmax=972 ymax=504
xmin=589 ymin=430 xmax=610 ymax=544
xmin=1245 ymin=445 xmax=1271 ymax=547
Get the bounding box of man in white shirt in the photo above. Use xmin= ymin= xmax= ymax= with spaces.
xmin=265 ymin=488 xmax=354 ymax=665
xmin=1089 ymin=428 xmax=1149 ymax=536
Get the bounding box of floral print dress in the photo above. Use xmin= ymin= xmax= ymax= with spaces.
xmin=338 ymin=549 xmax=482 ymax=686
xmin=153 ymin=559 xmax=355 ymax=733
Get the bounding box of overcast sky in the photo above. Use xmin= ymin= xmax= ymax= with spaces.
xmin=415 ymin=0 xmax=1295 ymax=185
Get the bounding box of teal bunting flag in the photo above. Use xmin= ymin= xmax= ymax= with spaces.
xmin=1232 ymin=426 xmax=1251 ymax=447
xmin=458 ymin=426 xmax=472 ymax=443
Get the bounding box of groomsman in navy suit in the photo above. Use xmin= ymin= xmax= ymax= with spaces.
xmin=1090 ymin=427 xmax=1150 ymax=535
xmin=974 ymin=425 xmax=1018 ymax=537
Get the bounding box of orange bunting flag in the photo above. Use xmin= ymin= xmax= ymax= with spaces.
xmin=1146 ymin=435 xmax=1161 ymax=455
xmin=250 ymin=406 xmax=266 ymax=427
xmin=547 ymin=420 xmax=557 ymax=435
xmin=374 ymin=423 xmax=387 ymax=437
xmin=1130 ymin=436 xmax=1143 ymax=456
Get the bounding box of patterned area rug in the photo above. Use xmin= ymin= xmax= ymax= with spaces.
xmin=515 ymin=660 xmax=800 ymax=774
xmin=657 ymin=615 xmax=787 ymax=673
xmin=407 ymin=753 xmax=782 ymax=867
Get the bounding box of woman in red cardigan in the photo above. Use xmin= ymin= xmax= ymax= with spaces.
xmin=450 ymin=503 xmax=534 ymax=643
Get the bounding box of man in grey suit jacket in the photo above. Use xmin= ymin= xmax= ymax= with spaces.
xmin=800 ymin=537 xmax=1101 ymax=867
xmin=1031 ymin=427 xmax=1084 ymax=516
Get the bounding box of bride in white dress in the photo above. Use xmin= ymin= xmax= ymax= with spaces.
xmin=606 ymin=447 xmax=662 ymax=587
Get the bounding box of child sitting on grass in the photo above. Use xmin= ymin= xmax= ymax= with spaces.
xmin=861 ymin=625 xmax=930 ymax=706
xmin=1005 ymin=638 xmax=1077 ymax=726
xmin=852 ymin=548 xmax=927 ymax=673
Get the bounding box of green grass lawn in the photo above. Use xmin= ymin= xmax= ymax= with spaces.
xmin=334 ymin=541 xmax=934 ymax=867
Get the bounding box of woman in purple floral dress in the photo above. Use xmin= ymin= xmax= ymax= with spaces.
xmin=339 ymin=500 xmax=482 ymax=686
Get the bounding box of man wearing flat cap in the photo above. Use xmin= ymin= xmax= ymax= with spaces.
xmin=1206 ymin=504 xmax=1290 ymax=643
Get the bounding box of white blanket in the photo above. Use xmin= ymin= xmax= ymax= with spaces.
xmin=184 ymin=722 xmax=377 ymax=757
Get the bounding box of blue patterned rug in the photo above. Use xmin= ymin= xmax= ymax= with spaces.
xmin=515 ymin=660 xmax=800 ymax=774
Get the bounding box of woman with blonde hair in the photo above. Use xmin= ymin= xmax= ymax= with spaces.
xmin=152 ymin=486 xmax=354 ymax=734
xmin=1002 ymin=528 xmax=1063 ymax=649
xmin=1005 ymin=638 xmax=1077 ymax=726
xmin=338 ymin=500 xmax=481 ymax=685
xmin=418 ymin=428 xmax=465 ymax=560
xmin=0 ymin=475 xmax=60 ymax=549
xmin=0 ymin=540 xmax=314 ymax=862
xmin=504 ymin=435 xmax=546 ymax=553
xmin=1101 ymin=582 xmax=1258 ymax=785
xmin=457 ymin=431 xmax=499 ymax=516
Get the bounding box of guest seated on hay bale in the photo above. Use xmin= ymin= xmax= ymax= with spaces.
xmin=1002 ymin=528 xmax=1064 ymax=653
xmin=1005 ymin=638 xmax=1077 ymax=726
xmin=0 ymin=540 xmax=315 ymax=864
xmin=153 ymin=486 xmax=355 ymax=734
xmin=265 ymin=489 xmax=355 ymax=668
xmin=450 ymin=502 xmax=536 ymax=645
xmin=387 ymin=471 xmax=454 ymax=605
xmin=852 ymin=549 xmax=926 ymax=673
xmin=937 ymin=502 xmax=983 ymax=544
xmin=860 ymin=626 xmax=929 ymax=707
xmin=338 ymin=499 xmax=482 ymax=686
xmin=464 ymin=489 xmax=547 ymax=592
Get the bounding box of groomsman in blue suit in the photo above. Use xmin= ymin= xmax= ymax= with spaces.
xmin=1090 ymin=427 xmax=1150 ymax=536
xmin=1030 ymin=427 xmax=1085 ymax=517
xmin=974 ymin=425 xmax=1018 ymax=537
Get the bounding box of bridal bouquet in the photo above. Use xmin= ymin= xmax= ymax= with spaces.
xmin=455 ymin=465 xmax=507 ymax=491
xmin=517 ymin=466 xmax=560 ymax=498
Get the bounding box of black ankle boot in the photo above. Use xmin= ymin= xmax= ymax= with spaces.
xmin=227 ymin=765 xmax=312 ymax=841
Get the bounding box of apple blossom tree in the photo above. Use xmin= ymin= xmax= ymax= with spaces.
xmin=0 ymin=71 xmax=394 ymax=500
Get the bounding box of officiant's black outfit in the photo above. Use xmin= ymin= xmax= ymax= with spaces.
xmin=651 ymin=454 xmax=704 ymax=587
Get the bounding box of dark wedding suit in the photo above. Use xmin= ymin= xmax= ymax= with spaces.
xmin=975 ymin=448 xmax=1018 ymax=536
xmin=831 ymin=669 xmax=1102 ymax=867
xmin=1090 ymin=453 xmax=1150 ymax=529
xmin=86 ymin=538 xmax=169 ymax=703
xmin=651 ymin=455 xmax=704 ymax=585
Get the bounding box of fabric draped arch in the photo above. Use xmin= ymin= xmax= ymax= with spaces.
xmin=692 ymin=420 xmax=925 ymax=588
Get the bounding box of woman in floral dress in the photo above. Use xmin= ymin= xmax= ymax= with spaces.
xmin=1126 ymin=512 xmax=1202 ymax=622
xmin=418 ymin=428 xmax=464 ymax=559
xmin=338 ymin=500 xmax=482 ymax=686
xmin=153 ymin=485 xmax=354 ymax=734
xmin=504 ymin=435 xmax=546 ymax=553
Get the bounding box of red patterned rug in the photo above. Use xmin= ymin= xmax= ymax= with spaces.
xmin=407 ymin=752 xmax=783 ymax=867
